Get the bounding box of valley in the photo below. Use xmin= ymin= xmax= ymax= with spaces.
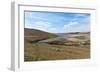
xmin=24 ymin=28 xmax=90 ymax=61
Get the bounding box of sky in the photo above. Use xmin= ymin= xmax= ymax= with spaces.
xmin=24 ymin=11 xmax=90 ymax=33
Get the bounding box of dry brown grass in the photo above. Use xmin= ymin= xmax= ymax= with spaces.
xmin=24 ymin=29 xmax=90 ymax=61
xmin=24 ymin=42 xmax=90 ymax=61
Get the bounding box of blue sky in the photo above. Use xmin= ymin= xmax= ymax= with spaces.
xmin=24 ymin=11 xmax=90 ymax=33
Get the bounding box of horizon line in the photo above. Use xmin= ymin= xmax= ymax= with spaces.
xmin=24 ymin=27 xmax=90 ymax=33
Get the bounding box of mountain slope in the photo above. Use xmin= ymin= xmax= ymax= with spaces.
xmin=24 ymin=28 xmax=58 ymax=42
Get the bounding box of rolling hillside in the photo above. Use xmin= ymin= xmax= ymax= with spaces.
xmin=24 ymin=28 xmax=58 ymax=42
xmin=38 ymin=32 xmax=90 ymax=46
xmin=24 ymin=28 xmax=90 ymax=61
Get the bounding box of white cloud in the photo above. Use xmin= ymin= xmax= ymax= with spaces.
xmin=75 ymin=14 xmax=88 ymax=17
xmin=76 ymin=23 xmax=90 ymax=32
xmin=63 ymin=21 xmax=79 ymax=32
xmin=25 ymin=21 xmax=59 ymax=33
xmin=25 ymin=21 xmax=65 ymax=33
xmin=34 ymin=21 xmax=51 ymax=28
xmin=30 ymin=21 xmax=51 ymax=31
xmin=63 ymin=21 xmax=90 ymax=32
xmin=64 ymin=21 xmax=79 ymax=29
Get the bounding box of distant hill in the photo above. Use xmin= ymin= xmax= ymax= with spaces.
xmin=24 ymin=28 xmax=58 ymax=42
xmin=38 ymin=32 xmax=90 ymax=46
xmin=55 ymin=32 xmax=90 ymax=36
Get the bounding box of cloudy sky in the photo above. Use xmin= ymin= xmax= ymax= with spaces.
xmin=24 ymin=11 xmax=90 ymax=33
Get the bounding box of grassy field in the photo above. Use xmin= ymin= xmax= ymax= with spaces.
xmin=24 ymin=42 xmax=90 ymax=61
xmin=24 ymin=28 xmax=90 ymax=62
